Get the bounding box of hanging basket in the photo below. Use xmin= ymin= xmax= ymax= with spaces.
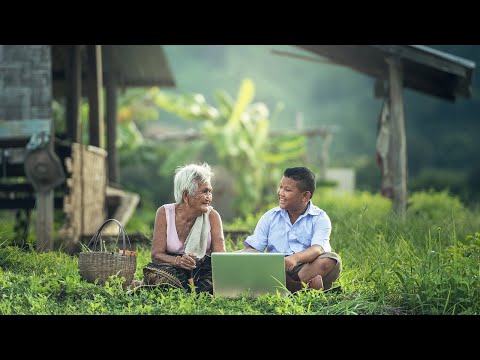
xmin=78 ymin=218 xmax=137 ymax=286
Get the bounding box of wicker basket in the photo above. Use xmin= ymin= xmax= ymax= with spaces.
xmin=78 ymin=219 xmax=137 ymax=286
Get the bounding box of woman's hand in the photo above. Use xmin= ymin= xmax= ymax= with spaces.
xmin=178 ymin=253 xmax=197 ymax=270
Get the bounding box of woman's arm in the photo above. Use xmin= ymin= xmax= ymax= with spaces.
xmin=209 ymin=208 xmax=226 ymax=253
xmin=151 ymin=206 xmax=177 ymax=265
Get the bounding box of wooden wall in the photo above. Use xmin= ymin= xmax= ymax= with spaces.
xmin=0 ymin=45 xmax=52 ymax=121
xmin=61 ymin=143 xmax=107 ymax=253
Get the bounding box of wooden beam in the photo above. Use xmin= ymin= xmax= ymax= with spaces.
xmin=87 ymin=45 xmax=103 ymax=148
xmin=0 ymin=183 xmax=34 ymax=192
xmin=105 ymin=72 xmax=119 ymax=183
xmin=318 ymin=132 xmax=333 ymax=180
xmin=36 ymin=190 xmax=54 ymax=251
xmin=145 ymin=127 xmax=335 ymax=142
xmin=373 ymin=45 xmax=470 ymax=79
xmin=0 ymin=197 xmax=63 ymax=209
xmin=0 ymin=198 xmax=36 ymax=209
xmin=387 ymin=57 xmax=407 ymax=217
xmin=65 ymin=45 xmax=82 ymax=143
xmin=0 ymin=119 xmax=51 ymax=142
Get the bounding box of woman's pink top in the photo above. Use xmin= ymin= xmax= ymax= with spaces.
xmin=164 ymin=203 xmax=212 ymax=255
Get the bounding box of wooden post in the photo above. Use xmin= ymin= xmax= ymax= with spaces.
xmin=295 ymin=112 xmax=308 ymax=165
xmin=36 ymin=190 xmax=54 ymax=251
xmin=65 ymin=45 xmax=82 ymax=143
xmin=105 ymin=72 xmax=119 ymax=184
xmin=87 ymin=45 xmax=103 ymax=148
xmin=386 ymin=56 xmax=407 ymax=217
xmin=318 ymin=131 xmax=333 ymax=181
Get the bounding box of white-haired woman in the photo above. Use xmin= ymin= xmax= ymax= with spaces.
xmin=141 ymin=162 xmax=226 ymax=293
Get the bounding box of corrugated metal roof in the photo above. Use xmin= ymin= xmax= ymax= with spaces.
xmin=294 ymin=45 xmax=475 ymax=101
xmin=409 ymin=45 xmax=475 ymax=69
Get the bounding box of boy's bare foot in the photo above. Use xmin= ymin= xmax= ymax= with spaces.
xmin=308 ymin=275 xmax=324 ymax=290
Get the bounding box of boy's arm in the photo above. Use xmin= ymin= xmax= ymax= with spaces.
xmin=234 ymin=246 xmax=261 ymax=253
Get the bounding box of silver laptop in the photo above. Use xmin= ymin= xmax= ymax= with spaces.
xmin=211 ymin=252 xmax=288 ymax=298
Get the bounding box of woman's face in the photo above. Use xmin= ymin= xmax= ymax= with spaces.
xmin=188 ymin=181 xmax=212 ymax=213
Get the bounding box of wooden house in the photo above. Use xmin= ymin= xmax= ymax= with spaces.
xmin=0 ymin=45 xmax=175 ymax=252
xmin=292 ymin=45 xmax=475 ymax=216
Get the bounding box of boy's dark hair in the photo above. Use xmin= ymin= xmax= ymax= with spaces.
xmin=284 ymin=167 xmax=316 ymax=197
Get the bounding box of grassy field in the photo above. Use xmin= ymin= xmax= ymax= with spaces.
xmin=0 ymin=190 xmax=479 ymax=315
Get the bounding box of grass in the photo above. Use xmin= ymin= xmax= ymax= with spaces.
xmin=0 ymin=190 xmax=479 ymax=315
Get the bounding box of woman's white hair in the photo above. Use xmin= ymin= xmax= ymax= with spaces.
xmin=173 ymin=162 xmax=214 ymax=203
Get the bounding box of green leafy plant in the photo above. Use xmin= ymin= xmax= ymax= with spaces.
xmin=150 ymin=79 xmax=306 ymax=217
xmin=1 ymin=190 xmax=480 ymax=314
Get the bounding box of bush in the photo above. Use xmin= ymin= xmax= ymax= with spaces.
xmin=407 ymin=190 xmax=467 ymax=221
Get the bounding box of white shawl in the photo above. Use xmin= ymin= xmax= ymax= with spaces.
xmin=184 ymin=206 xmax=212 ymax=259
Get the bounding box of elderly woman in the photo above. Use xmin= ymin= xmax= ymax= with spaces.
xmin=141 ymin=162 xmax=226 ymax=294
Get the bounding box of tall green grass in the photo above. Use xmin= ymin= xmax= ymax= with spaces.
xmin=0 ymin=190 xmax=479 ymax=314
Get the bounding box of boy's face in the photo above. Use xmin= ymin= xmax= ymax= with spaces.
xmin=277 ymin=176 xmax=310 ymax=212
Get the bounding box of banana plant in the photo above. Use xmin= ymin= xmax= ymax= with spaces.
xmin=151 ymin=79 xmax=305 ymax=217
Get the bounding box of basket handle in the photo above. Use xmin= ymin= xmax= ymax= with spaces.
xmin=87 ymin=218 xmax=132 ymax=252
